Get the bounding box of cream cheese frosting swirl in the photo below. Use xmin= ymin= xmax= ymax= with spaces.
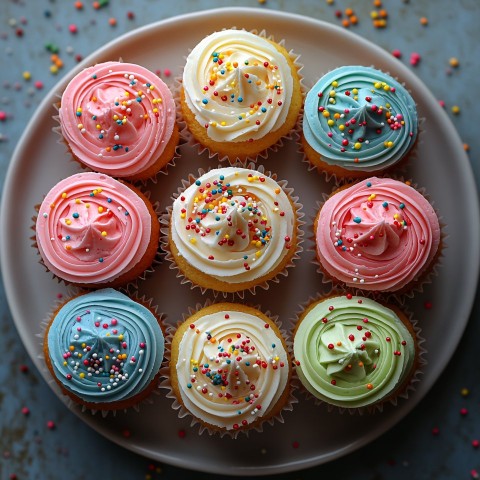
xmin=316 ymin=177 xmax=440 ymax=292
xmin=303 ymin=66 xmax=418 ymax=172
xmin=170 ymin=167 xmax=296 ymax=284
xmin=36 ymin=172 xmax=152 ymax=285
xmin=59 ymin=61 xmax=176 ymax=178
xmin=175 ymin=306 xmax=290 ymax=430
xmin=47 ymin=289 xmax=164 ymax=405
xmin=294 ymin=295 xmax=415 ymax=408
xmin=182 ymin=29 xmax=293 ymax=142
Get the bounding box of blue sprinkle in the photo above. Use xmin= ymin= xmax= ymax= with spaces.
xmin=89 ymin=193 xmax=94 ymax=197
xmin=202 ymin=98 xmax=208 ymax=104
xmin=261 ymin=107 xmax=267 ymax=112
xmin=99 ymin=258 xmax=104 ymax=263
xmin=271 ymin=343 xmax=276 ymax=348
xmin=136 ymin=97 xmax=142 ymax=102
xmin=337 ymin=239 xmax=343 ymax=246
xmin=399 ymin=203 xmax=405 ymax=209
xmin=146 ymin=83 xmax=151 ymax=87
xmin=243 ymin=255 xmax=248 ymax=260
xmin=187 ymin=383 xmax=192 ymax=389
xmin=230 ymin=94 xmax=235 ymax=98
xmin=92 ymin=115 xmax=97 ymax=120
xmin=195 ymin=218 xmax=201 ymax=223
xmin=204 ymin=363 xmax=209 ymax=368
xmin=65 ymin=235 xmax=70 ymax=240
xmin=238 ymin=97 xmax=243 ymax=103
xmin=382 ymin=202 xmax=388 ymax=208
xmin=98 ymin=134 xmax=103 ymax=139
xmin=245 ymin=362 xmax=250 ymax=366
xmin=366 ymin=182 xmax=372 ymax=187
xmin=92 ymin=74 xmax=97 ymax=79
xmin=76 ymin=111 xmax=81 ymax=117
xmin=213 ymin=57 xmax=218 ymax=63
xmin=195 ymin=180 xmax=201 ymax=186
xmin=226 ymin=359 xmax=231 ymax=364
xmin=116 ymin=120 xmax=122 ymax=125
xmin=215 ymin=216 xmax=220 ymax=221
xmin=219 ymin=175 xmax=224 ymax=180
xmin=72 ymin=212 xmax=79 ymax=218
xmin=125 ymin=211 xmax=129 ymax=216
xmin=107 ymin=198 xmax=112 ymax=203
xmin=248 ymin=80 xmax=252 ymax=83
xmin=125 ymin=147 xmax=129 ymax=152
xmin=342 ymin=246 xmax=347 ymax=251
xmin=353 ymin=217 xmax=362 ymax=223
xmin=220 ymin=70 xmax=225 ymax=74
xmin=114 ymin=102 xmax=119 ymax=106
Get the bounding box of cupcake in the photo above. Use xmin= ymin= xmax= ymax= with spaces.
xmin=58 ymin=61 xmax=179 ymax=181
xmin=293 ymin=294 xmax=420 ymax=409
xmin=35 ymin=172 xmax=160 ymax=288
xmin=302 ymin=66 xmax=418 ymax=179
xmin=166 ymin=166 xmax=302 ymax=294
xmin=181 ymin=29 xmax=302 ymax=163
xmin=43 ymin=288 xmax=165 ymax=411
xmin=314 ymin=177 xmax=441 ymax=293
xmin=169 ymin=303 xmax=292 ymax=434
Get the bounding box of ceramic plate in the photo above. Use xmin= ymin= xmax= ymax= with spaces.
xmin=1 ymin=7 xmax=479 ymax=476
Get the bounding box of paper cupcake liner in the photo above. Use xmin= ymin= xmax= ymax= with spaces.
xmin=158 ymin=297 xmax=298 ymax=438
xmin=159 ymin=162 xmax=305 ymax=299
xmin=37 ymin=289 xmax=169 ymax=416
xmin=175 ymin=27 xmax=305 ymax=167
xmin=309 ymin=175 xmax=445 ymax=304
xmin=51 ymin=60 xmax=182 ymax=183
xmin=289 ymin=292 xmax=427 ymax=415
xmin=297 ymin=65 xmax=425 ymax=185
xmin=31 ymin=186 xmax=163 ymax=293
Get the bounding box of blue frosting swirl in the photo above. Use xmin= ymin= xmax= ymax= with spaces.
xmin=47 ymin=288 xmax=164 ymax=404
xmin=303 ymin=66 xmax=418 ymax=172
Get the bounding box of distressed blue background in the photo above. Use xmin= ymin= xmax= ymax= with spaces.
xmin=0 ymin=1 xmax=479 ymax=479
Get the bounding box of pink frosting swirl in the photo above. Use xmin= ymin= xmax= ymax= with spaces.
xmin=316 ymin=177 xmax=440 ymax=291
xmin=36 ymin=172 xmax=152 ymax=285
xmin=59 ymin=61 xmax=176 ymax=178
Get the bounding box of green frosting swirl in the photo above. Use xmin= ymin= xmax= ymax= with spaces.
xmin=294 ymin=296 xmax=415 ymax=408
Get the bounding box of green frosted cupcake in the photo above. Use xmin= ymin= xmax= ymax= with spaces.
xmin=293 ymin=294 xmax=420 ymax=409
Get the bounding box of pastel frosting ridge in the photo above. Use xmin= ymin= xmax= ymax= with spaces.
xmin=294 ymin=296 xmax=415 ymax=408
xmin=59 ymin=61 xmax=176 ymax=178
xmin=316 ymin=177 xmax=440 ymax=292
xmin=175 ymin=307 xmax=289 ymax=430
xmin=36 ymin=172 xmax=152 ymax=285
xmin=303 ymin=66 xmax=418 ymax=172
xmin=47 ymin=288 xmax=164 ymax=404
xmin=171 ymin=167 xmax=296 ymax=284
xmin=182 ymin=29 xmax=293 ymax=142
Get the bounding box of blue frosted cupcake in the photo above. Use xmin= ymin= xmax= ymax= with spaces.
xmin=43 ymin=288 xmax=165 ymax=410
xmin=301 ymin=65 xmax=418 ymax=179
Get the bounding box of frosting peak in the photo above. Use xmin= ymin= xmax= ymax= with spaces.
xmin=303 ymin=66 xmax=418 ymax=172
xmin=182 ymin=29 xmax=293 ymax=143
xmin=59 ymin=61 xmax=176 ymax=178
xmin=316 ymin=177 xmax=440 ymax=292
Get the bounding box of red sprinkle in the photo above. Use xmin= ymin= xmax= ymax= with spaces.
xmin=46 ymin=420 xmax=56 ymax=430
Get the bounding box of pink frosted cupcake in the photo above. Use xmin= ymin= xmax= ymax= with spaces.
xmin=34 ymin=172 xmax=159 ymax=288
xmin=58 ymin=61 xmax=179 ymax=181
xmin=314 ymin=177 xmax=441 ymax=293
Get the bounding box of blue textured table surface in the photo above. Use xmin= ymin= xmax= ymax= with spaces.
xmin=1 ymin=1 xmax=479 ymax=479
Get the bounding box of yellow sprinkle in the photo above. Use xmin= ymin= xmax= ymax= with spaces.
xmin=69 ymin=345 xmax=75 ymax=351
xmin=98 ymin=206 xmax=104 ymax=213
xmin=65 ymin=219 xmax=71 ymax=225
xmin=336 ymin=341 xmax=342 ymax=346
xmin=334 ymin=113 xmax=341 ymax=119
xmin=338 ymin=124 xmax=345 ymax=131
xmin=322 ymin=110 xmax=330 ymax=118
xmin=63 ymin=361 xmax=67 ymax=366
xmin=105 ymin=355 xmax=110 ymax=360
xmin=274 ymin=188 xmax=281 ymax=194
xmin=255 ymin=241 xmax=262 ymax=248
xmin=113 ymin=115 xmax=118 ymax=121
xmin=461 ymin=388 xmax=470 ymax=397
xmin=255 ymin=251 xmax=262 ymax=257
xmin=96 ymin=124 xmax=101 ymax=130
xmin=190 ymin=238 xmax=197 ymax=244
xmin=449 ymin=57 xmax=460 ymax=68
xmin=354 ymin=142 xmax=362 ymax=150
xmin=374 ymin=82 xmax=381 ymax=89
xmin=23 ymin=71 xmax=31 ymax=80
xmin=221 ymin=121 xmax=226 ymax=126
xmin=352 ymin=88 xmax=358 ymax=94
xmin=79 ymin=373 xmax=85 ymax=379
xmin=451 ymin=105 xmax=460 ymax=115
xmin=383 ymin=85 xmax=390 ymax=91
xmin=331 ymin=81 xmax=338 ymax=87
xmin=180 ymin=213 xmax=186 ymax=219
xmin=153 ymin=108 xmax=158 ymax=113
xmin=329 ymin=90 xmax=336 ymax=97
xmin=368 ymin=194 xmax=376 ymax=200
xmin=50 ymin=65 xmax=59 ymax=75
xmin=149 ymin=85 xmax=155 ymax=90
xmin=101 ymin=231 xmax=107 ymax=237
xmin=327 ymin=119 xmax=335 ymax=126
xmin=118 ymin=334 xmax=124 ymax=341
xmin=61 ymin=192 xmax=67 ymax=198
xmin=85 ymin=203 xmax=90 ymax=208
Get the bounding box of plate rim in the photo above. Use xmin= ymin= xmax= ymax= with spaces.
xmin=1 ymin=6 xmax=479 ymax=475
